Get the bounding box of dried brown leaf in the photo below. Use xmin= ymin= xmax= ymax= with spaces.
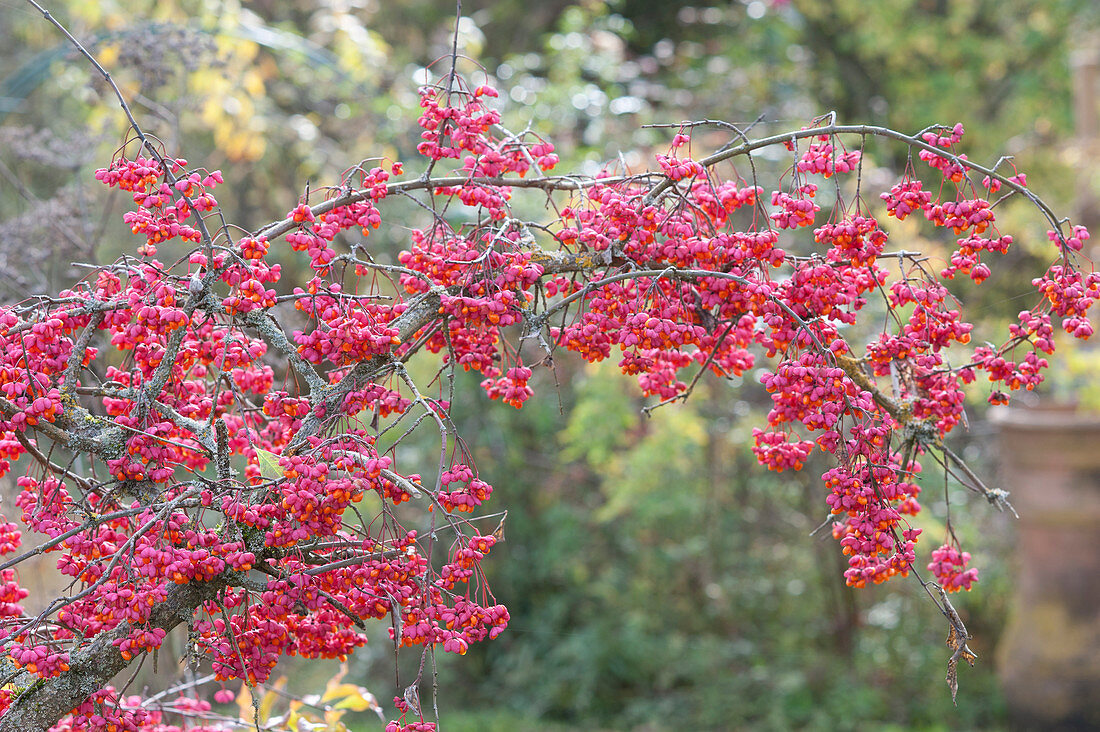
xmin=945 ymin=623 xmax=977 ymax=705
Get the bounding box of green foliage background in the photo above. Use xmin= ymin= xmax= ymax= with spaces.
xmin=2 ymin=0 xmax=1098 ymax=729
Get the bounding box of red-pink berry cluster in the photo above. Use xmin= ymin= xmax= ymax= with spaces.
xmin=436 ymin=463 xmax=493 ymax=513
xmin=814 ymin=215 xmax=888 ymax=267
xmin=918 ymin=122 xmax=968 ymax=182
xmin=881 ymin=179 xmax=932 ymax=220
xmin=926 ymin=197 xmax=993 ymax=235
xmin=927 ymin=543 xmax=979 ymax=592
xmin=770 ymin=184 xmax=820 ymax=229
xmin=824 ymin=426 xmax=924 ymax=588
xmin=797 ymin=135 xmax=861 ymax=177
xmin=95 ymin=156 xmax=221 ymax=255
xmin=1032 ymin=263 xmax=1100 ymax=338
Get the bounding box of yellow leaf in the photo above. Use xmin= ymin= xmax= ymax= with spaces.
xmin=334 ymin=687 xmax=380 ymax=713
xmin=254 ymin=448 xmax=284 ymax=480
xmin=258 ymin=676 xmax=288 ymax=722
xmin=319 ymin=683 xmax=358 ymax=704
xmin=236 ymin=684 xmax=253 ymax=716
xmin=332 ymin=693 xmax=376 ymax=712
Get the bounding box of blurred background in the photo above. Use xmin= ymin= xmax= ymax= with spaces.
xmin=2 ymin=0 xmax=1100 ymax=730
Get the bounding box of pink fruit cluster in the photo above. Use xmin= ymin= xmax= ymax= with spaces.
xmin=797 ymin=135 xmax=862 ymax=177
xmin=771 ymin=184 xmax=820 ymax=229
xmin=94 ymin=156 xmax=221 ymax=255
xmin=918 ymin=122 xmax=969 ymax=182
xmin=927 ymin=543 xmax=979 ymax=592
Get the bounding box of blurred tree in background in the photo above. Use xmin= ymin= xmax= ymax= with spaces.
xmin=1 ymin=1 xmax=1096 ymax=729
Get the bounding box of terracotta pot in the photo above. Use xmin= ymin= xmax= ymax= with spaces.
xmin=992 ymin=404 xmax=1100 ymax=730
